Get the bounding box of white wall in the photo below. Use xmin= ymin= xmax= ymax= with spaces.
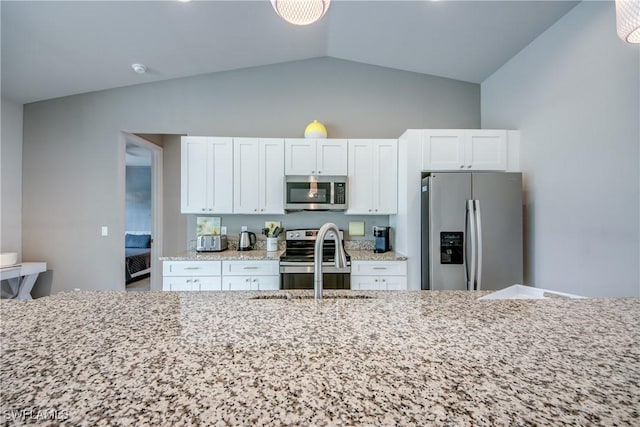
xmin=1 ymin=97 xmax=23 ymax=260
xmin=482 ymin=2 xmax=640 ymax=297
xmin=22 ymin=57 xmax=480 ymax=295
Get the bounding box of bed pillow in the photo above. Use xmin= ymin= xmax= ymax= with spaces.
xmin=125 ymin=233 xmax=151 ymax=248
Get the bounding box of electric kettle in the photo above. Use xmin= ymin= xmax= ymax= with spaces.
xmin=238 ymin=231 xmax=256 ymax=251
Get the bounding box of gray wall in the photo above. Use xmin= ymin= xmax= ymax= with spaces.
xmin=481 ymin=2 xmax=640 ymax=297
xmin=1 ymin=97 xmax=22 ymax=260
xmin=22 ymin=57 xmax=480 ymax=295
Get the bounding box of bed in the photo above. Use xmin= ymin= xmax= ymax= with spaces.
xmin=125 ymin=233 xmax=151 ymax=284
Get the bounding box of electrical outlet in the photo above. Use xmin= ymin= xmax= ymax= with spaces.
xmin=101 ymin=226 xmax=109 ymax=236
xmin=241 ymin=226 xmax=247 ymax=232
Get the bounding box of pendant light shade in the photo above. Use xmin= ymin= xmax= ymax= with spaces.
xmin=615 ymin=0 xmax=640 ymax=43
xmin=271 ymin=0 xmax=330 ymax=26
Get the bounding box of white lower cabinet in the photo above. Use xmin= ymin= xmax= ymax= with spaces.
xmin=222 ymin=260 xmax=280 ymax=291
xmin=351 ymin=260 xmax=407 ymax=290
xmin=162 ymin=261 xmax=222 ymax=291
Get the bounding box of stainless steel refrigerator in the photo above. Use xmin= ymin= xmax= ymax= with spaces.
xmin=421 ymin=172 xmax=523 ymax=291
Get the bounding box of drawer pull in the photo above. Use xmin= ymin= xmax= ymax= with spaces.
xmin=373 ymin=267 xmax=388 ymax=270
xmin=184 ymin=267 xmax=201 ymax=270
xmin=243 ymin=266 xmax=259 ymax=270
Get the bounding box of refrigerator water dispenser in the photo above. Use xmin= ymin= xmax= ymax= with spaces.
xmin=440 ymin=232 xmax=463 ymax=264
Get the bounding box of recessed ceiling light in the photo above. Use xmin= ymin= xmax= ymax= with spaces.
xmin=131 ymin=63 xmax=147 ymax=74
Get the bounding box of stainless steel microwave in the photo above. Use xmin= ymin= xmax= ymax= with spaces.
xmin=284 ymin=175 xmax=348 ymax=211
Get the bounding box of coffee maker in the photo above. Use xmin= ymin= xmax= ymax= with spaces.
xmin=373 ymin=226 xmax=391 ymax=253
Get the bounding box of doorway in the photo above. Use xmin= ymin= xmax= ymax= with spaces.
xmin=121 ymin=132 xmax=163 ymax=291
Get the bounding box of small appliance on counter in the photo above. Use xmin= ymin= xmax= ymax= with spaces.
xmin=238 ymin=231 xmax=257 ymax=251
xmin=196 ymin=235 xmax=228 ymax=252
xmin=373 ymin=226 xmax=391 ymax=253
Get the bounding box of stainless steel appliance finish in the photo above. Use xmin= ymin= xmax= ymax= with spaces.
xmin=421 ymin=172 xmax=523 ymax=291
xmin=196 ymin=235 xmax=228 ymax=252
xmin=279 ymin=228 xmax=351 ymax=289
xmin=238 ymin=231 xmax=256 ymax=251
xmin=284 ymin=175 xmax=348 ymax=211
xmin=373 ymin=226 xmax=391 ymax=253
xmin=313 ymin=223 xmax=348 ymax=299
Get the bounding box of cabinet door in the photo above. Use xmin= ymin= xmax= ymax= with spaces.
xmin=208 ymin=137 xmax=234 ymax=213
xmin=381 ymin=276 xmax=407 ymax=290
xmin=181 ymin=137 xmax=233 ymax=214
xmin=373 ymin=139 xmax=398 ymax=214
xmin=259 ymin=138 xmax=285 ymax=214
xmin=421 ymin=131 xmax=466 ymax=171
xmin=316 ymin=139 xmax=348 ymax=175
xmin=181 ymin=137 xmax=209 ymax=213
xmin=465 ymin=130 xmax=507 ymax=170
xmin=351 ymin=276 xmax=382 ymax=290
xmin=256 ymin=276 xmax=280 ymax=290
xmin=223 ymin=276 xmax=258 ymax=291
xmin=197 ymin=277 xmax=222 ymax=291
xmin=233 ymin=138 xmax=261 ymax=213
xmin=346 ymin=140 xmax=374 ymax=214
xmin=285 ymin=139 xmax=316 ymax=175
xmin=164 ymin=277 xmax=196 ymax=291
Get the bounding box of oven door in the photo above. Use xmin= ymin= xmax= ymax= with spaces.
xmin=279 ymin=263 xmax=351 ymax=290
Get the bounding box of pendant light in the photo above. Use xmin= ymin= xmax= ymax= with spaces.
xmin=615 ymin=0 xmax=640 ymax=43
xmin=271 ymin=0 xmax=330 ymax=26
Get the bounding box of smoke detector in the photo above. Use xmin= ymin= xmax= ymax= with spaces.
xmin=131 ymin=63 xmax=147 ymax=74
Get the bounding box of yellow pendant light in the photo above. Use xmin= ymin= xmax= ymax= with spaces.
xmin=304 ymin=120 xmax=327 ymax=138
xmin=271 ymin=0 xmax=331 ymax=26
xmin=615 ymin=0 xmax=640 ymax=43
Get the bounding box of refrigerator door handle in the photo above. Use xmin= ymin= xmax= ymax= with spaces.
xmin=464 ymin=200 xmax=470 ymax=287
xmin=466 ymin=199 xmax=477 ymax=291
xmin=474 ymin=200 xmax=483 ymax=291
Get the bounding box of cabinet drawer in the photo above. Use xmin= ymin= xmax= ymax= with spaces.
xmin=351 ymin=261 xmax=407 ymax=276
xmin=222 ymin=260 xmax=279 ymax=276
xmin=163 ymin=260 xmax=221 ymax=276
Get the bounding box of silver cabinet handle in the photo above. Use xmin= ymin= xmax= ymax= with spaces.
xmin=475 ymin=200 xmax=483 ymax=291
xmin=373 ymin=267 xmax=388 ymax=270
xmin=184 ymin=267 xmax=201 ymax=270
xmin=243 ymin=266 xmax=259 ymax=270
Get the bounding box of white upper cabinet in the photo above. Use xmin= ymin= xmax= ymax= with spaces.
xmin=347 ymin=139 xmax=398 ymax=215
xmin=285 ymin=138 xmax=348 ymax=176
xmin=181 ymin=136 xmax=233 ymax=214
xmin=233 ymin=138 xmax=284 ymax=214
xmin=422 ymin=130 xmax=507 ymax=171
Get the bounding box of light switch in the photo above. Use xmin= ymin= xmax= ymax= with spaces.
xmin=101 ymin=226 xmax=108 ymax=236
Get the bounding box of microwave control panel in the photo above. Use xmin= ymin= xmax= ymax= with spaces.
xmin=334 ymin=183 xmax=346 ymax=205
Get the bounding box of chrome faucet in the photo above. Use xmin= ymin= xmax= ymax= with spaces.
xmin=314 ymin=222 xmax=348 ymax=300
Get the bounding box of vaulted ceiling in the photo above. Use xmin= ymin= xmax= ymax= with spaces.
xmin=1 ymin=1 xmax=578 ymax=105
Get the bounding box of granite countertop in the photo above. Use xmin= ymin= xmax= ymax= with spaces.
xmin=161 ymin=249 xmax=406 ymax=262
xmin=1 ymin=290 xmax=638 ymax=425
xmin=160 ymin=250 xmax=284 ymax=261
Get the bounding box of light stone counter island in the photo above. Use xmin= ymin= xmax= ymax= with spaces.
xmin=1 ymin=290 xmax=638 ymax=425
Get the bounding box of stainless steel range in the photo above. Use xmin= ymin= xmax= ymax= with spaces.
xmin=279 ymin=229 xmax=351 ymax=289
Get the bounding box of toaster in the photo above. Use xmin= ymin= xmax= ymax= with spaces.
xmin=196 ymin=235 xmax=228 ymax=252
